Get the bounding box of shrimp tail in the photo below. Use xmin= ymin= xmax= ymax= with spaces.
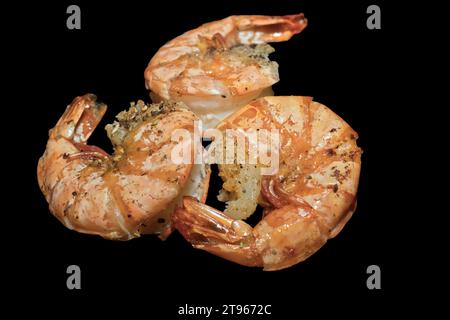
xmin=51 ymin=94 xmax=107 ymax=143
xmin=280 ymin=13 xmax=309 ymax=36
xmin=172 ymin=197 xmax=262 ymax=267
xmin=235 ymin=13 xmax=308 ymax=44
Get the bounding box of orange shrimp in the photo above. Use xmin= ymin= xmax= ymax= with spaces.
xmin=38 ymin=94 xmax=209 ymax=240
xmin=145 ymin=14 xmax=307 ymax=128
xmin=172 ymin=96 xmax=361 ymax=270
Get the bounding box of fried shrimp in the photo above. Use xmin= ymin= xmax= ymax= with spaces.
xmin=145 ymin=14 xmax=307 ymax=128
xmin=37 ymin=94 xmax=209 ymax=240
xmin=172 ymin=96 xmax=362 ymax=270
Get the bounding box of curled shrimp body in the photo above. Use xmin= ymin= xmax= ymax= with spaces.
xmin=172 ymin=96 xmax=362 ymax=270
xmin=145 ymin=14 xmax=307 ymax=129
xmin=38 ymin=94 xmax=209 ymax=240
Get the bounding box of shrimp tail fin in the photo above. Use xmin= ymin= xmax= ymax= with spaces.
xmin=283 ymin=13 xmax=308 ymax=36
xmin=172 ymin=197 xmax=262 ymax=267
xmin=235 ymin=13 xmax=308 ymax=44
xmin=52 ymin=94 xmax=107 ymax=143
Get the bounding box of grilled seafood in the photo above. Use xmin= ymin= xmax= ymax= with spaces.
xmin=145 ymin=13 xmax=307 ymax=128
xmin=172 ymin=96 xmax=362 ymax=270
xmin=37 ymin=94 xmax=209 ymax=240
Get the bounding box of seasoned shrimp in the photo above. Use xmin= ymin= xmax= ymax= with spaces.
xmin=37 ymin=94 xmax=209 ymax=240
xmin=172 ymin=96 xmax=362 ymax=270
xmin=145 ymin=13 xmax=307 ymax=128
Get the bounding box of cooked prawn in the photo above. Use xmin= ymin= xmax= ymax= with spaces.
xmin=37 ymin=94 xmax=209 ymax=240
xmin=172 ymin=96 xmax=362 ymax=270
xmin=145 ymin=14 xmax=307 ymax=128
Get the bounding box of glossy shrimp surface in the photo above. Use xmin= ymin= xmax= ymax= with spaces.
xmin=145 ymin=14 xmax=307 ymax=128
xmin=37 ymin=94 xmax=209 ymax=240
xmin=172 ymin=96 xmax=362 ymax=270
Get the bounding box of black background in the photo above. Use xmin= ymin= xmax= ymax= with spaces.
xmin=8 ymin=0 xmax=407 ymax=316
